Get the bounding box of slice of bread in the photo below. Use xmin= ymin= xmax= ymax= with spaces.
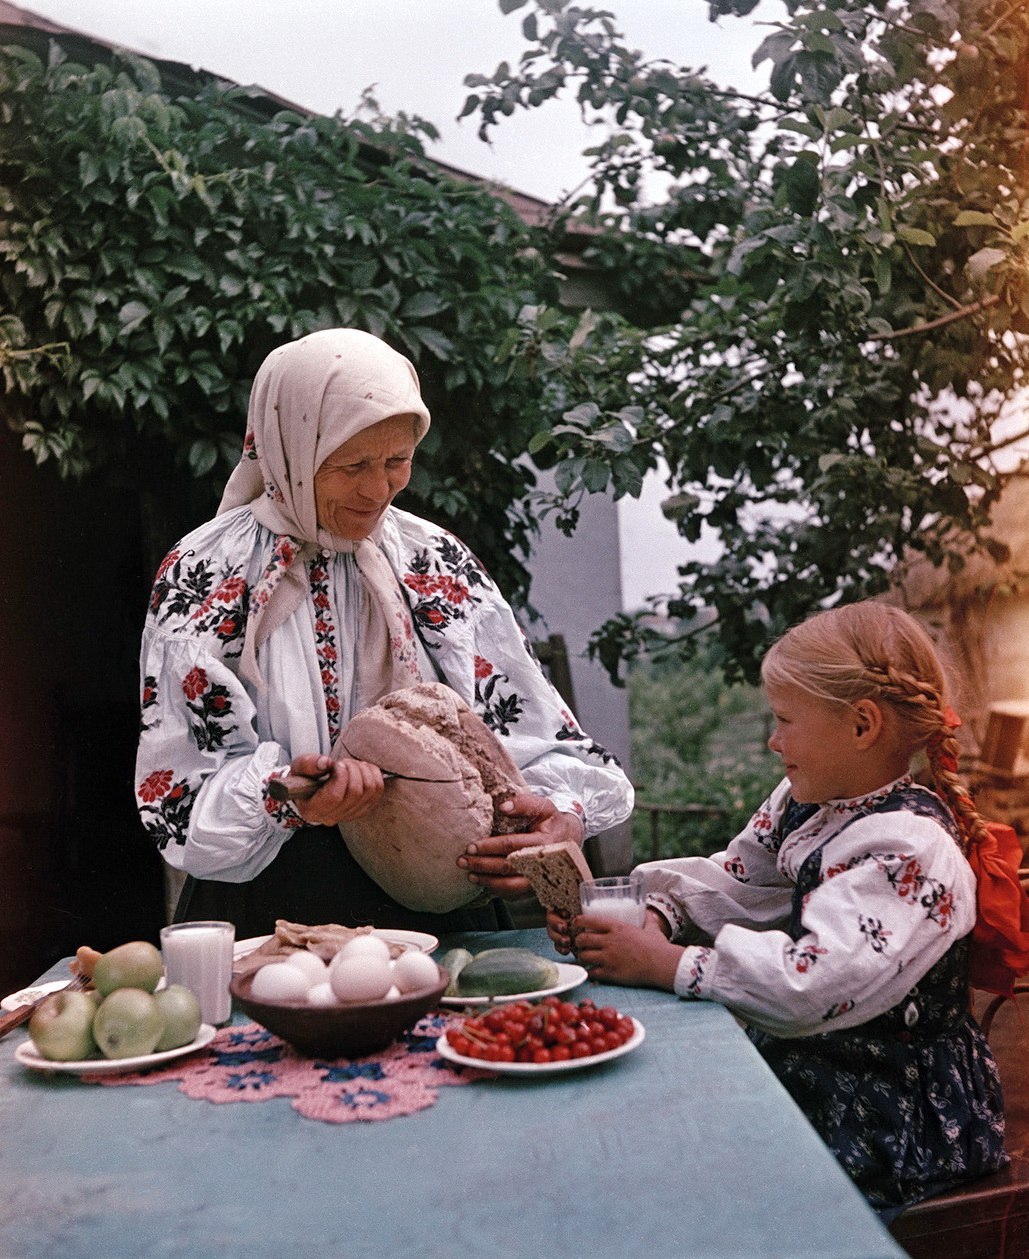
xmin=507 ymin=841 xmax=593 ymax=920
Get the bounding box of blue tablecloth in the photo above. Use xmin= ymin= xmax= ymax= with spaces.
xmin=1 ymin=929 xmax=905 ymax=1259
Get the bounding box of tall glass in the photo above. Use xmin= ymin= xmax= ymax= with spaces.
xmin=160 ymin=921 xmax=235 ymax=1026
xmin=579 ymin=875 xmax=646 ymax=926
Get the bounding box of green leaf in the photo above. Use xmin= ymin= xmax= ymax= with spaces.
xmin=118 ymin=300 xmax=150 ymax=333
xmin=782 ymin=159 xmax=820 ymax=216
xmin=895 ymin=227 xmax=937 ymax=247
xmin=410 ymin=326 xmax=454 ymax=360
xmin=401 ymin=292 xmax=449 ymax=319
xmin=188 ymin=438 xmax=218 ymax=477
xmin=952 ymin=211 xmax=999 ymax=228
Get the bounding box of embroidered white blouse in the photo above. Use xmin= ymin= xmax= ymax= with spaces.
xmin=136 ymin=505 xmax=633 ymax=883
xmin=638 ymin=775 xmax=976 ymax=1038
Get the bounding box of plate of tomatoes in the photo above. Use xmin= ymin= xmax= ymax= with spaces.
xmin=436 ymin=996 xmax=644 ymax=1075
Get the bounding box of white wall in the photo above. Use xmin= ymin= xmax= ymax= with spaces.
xmin=525 ymin=474 xmax=633 ymax=872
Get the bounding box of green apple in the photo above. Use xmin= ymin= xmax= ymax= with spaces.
xmin=93 ymin=941 xmax=163 ymax=997
xmin=153 ymin=985 xmax=202 ymax=1051
xmin=28 ymin=990 xmax=98 ymax=1061
xmin=92 ymin=988 xmax=164 ymax=1059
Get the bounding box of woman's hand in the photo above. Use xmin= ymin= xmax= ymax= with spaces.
xmin=572 ymin=914 xmax=683 ymax=991
xmin=457 ymin=792 xmax=586 ymax=899
xmin=289 ymin=754 xmax=385 ymax=825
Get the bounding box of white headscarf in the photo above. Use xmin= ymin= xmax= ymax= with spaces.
xmin=219 ymin=328 xmax=431 ymax=692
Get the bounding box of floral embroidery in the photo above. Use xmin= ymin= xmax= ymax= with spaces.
xmin=181 ymin=666 xmax=235 ymax=753
xmin=308 ymin=555 xmax=341 ymax=743
xmin=150 ymin=550 xmax=217 ymax=621
xmin=155 ymin=548 xmax=180 ymax=582
xmin=137 ymin=770 xmax=201 ymax=849
xmin=859 ymin=915 xmax=892 ymax=954
xmin=138 ymin=768 xmax=173 ymax=803
xmin=403 ymin=533 xmax=491 ymax=635
xmin=148 ymin=550 xmax=249 ymax=652
xmin=262 ymin=780 xmax=306 ymax=830
xmin=680 ymin=947 xmax=713 ymax=997
xmin=878 ymin=854 xmax=956 ymax=929
xmin=141 ymin=673 xmax=159 ymax=732
xmin=475 ymin=670 xmax=524 ymax=736
xmin=249 ymin=536 xmax=299 ymax=621
xmin=822 ymin=998 xmax=855 ymax=1022
xmin=786 ymin=941 xmax=827 ymax=973
xmin=724 ymin=855 xmax=748 ymax=882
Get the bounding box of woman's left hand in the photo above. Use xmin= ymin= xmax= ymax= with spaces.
xmin=457 ymin=792 xmax=585 ymax=899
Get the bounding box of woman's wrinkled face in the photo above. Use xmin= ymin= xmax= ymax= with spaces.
xmin=314 ymin=414 xmax=416 ymax=539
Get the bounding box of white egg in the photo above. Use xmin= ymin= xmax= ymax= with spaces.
xmin=329 ymin=953 xmax=394 ymax=1003
xmin=306 ymin=981 xmax=338 ymax=1008
xmin=251 ymin=962 xmax=311 ymax=1002
xmin=283 ymin=950 xmax=329 ymax=983
xmin=391 ymin=949 xmax=442 ymax=993
xmin=336 ymin=934 xmax=391 ymax=963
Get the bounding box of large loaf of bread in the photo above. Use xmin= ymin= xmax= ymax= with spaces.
xmin=338 ymin=682 xmax=528 ymax=913
xmin=506 ymin=841 xmax=593 ymax=920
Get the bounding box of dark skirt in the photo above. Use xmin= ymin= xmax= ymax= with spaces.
xmin=748 ymin=1013 xmax=1007 ymax=1211
xmin=173 ymin=824 xmax=512 ymax=940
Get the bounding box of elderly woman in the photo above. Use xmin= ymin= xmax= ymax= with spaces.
xmin=136 ymin=328 xmax=633 ymax=937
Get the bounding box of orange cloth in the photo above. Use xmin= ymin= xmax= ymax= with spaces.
xmin=967 ymin=820 xmax=1029 ymax=997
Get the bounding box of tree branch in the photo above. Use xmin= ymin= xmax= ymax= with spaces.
xmin=870 ymin=294 xmax=1001 ymax=340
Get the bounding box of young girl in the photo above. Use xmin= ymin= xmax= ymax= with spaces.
xmin=550 ymin=602 xmax=1006 ymax=1213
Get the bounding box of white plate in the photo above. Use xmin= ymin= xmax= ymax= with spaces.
xmin=439 ymin=961 xmax=589 ymax=1007
xmin=2 ymin=980 xmax=68 ymax=1012
xmin=378 ymin=929 xmax=439 ymax=954
xmin=14 ymin=1025 xmax=217 ymax=1076
xmin=233 ymin=929 xmax=439 ymax=961
xmin=436 ymin=1016 xmax=645 ymax=1075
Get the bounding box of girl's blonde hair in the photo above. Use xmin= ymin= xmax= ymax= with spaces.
xmin=761 ymin=601 xmax=987 ymax=852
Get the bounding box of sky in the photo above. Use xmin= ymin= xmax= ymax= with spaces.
xmin=16 ymin=0 xmax=773 ymax=608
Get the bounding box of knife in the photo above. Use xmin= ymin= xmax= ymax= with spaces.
xmin=0 ymin=974 xmax=91 ymax=1042
xmin=267 ymin=764 xmax=470 ymax=803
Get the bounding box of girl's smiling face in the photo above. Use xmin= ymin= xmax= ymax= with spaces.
xmin=765 ymin=681 xmax=865 ymax=803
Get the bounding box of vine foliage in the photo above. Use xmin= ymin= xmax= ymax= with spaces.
xmin=0 ymin=35 xmax=615 ymax=601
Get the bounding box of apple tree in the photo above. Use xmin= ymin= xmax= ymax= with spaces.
xmin=466 ymin=0 xmax=1029 ymax=680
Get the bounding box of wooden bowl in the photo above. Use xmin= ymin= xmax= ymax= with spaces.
xmin=229 ymin=966 xmax=448 ymax=1058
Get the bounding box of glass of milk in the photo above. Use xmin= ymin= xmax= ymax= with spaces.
xmin=579 ymin=875 xmax=646 ymax=927
xmin=160 ymin=921 xmax=235 ymax=1026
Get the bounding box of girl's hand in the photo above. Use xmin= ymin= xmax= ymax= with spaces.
xmin=289 ymin=754 xmax=385 ymax=825
xmin=548 ymin=906 xmax=669 ymax=958
xmin=572 ymin=914 xmax=683 ymax=991
xmin=546 ymin=908 xmax=575 ymax=955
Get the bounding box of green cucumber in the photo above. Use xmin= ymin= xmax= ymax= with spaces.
xmin=455 ymin=947 xmax=559 ymax=997
xmin=439 ymin=948 xmax=474 ymax=997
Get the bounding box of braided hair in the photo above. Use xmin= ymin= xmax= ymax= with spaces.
xmin=760 ymin=601 xmax=988 ymax=853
